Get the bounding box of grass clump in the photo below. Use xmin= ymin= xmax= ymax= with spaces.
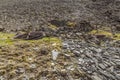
xmin=0 ymin=32 xmax=15 ymax=45
xmin=89 ymin=30 xmax=120 ymax=40
xmin=89 ymin=30 xmax=113 ymax=37
xmin=49 ymin=24 xmax=58 ymax=30
xmin=0 ymin=32 xmax=61 ymax=47
xmin=113 ymin=33 xmax=120 ymax=40
xmin=66 ymin=21 xmax=76 ymax=27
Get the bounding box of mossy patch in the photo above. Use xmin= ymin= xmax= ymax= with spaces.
xmin=89 ymin=30 xmax=113 ymax=37
xmin=89 ymin=30 xmax=120 ymax=40
xmin=0 ymin=32 xmax=61 ymax=46
xmin=49 ymin=24 xmax=58 ymax=30
xmin=66 ymin=21 xmax=76 ymax=27
xmin=113 ymin=33 xmax=120 ymax=40
xmin=0 ymin=32 xmax=15 ymax=45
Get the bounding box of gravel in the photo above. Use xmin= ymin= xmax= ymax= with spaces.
xmin=62 ymin=39 xmax=120 ymax=80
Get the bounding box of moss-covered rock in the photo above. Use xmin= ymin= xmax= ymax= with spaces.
xmin=89 ymin=29 xmax=120 ymax=40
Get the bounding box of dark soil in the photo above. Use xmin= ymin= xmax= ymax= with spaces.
xmin=0 ymin=0 xmax=120 ymax=32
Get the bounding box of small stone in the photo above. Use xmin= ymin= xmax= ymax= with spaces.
xmin=108 ymin=66 xmax=114 ymax=72
xmin=22 ymin=75 xmax=29 ymax=80
xmin=116 ymin=74 xmax=120 ymax=79
xmin=52 ymin=43 xmax=57 ymax=46
xmin=51 ymin=63 xmax=55 ymax=66
xmin=99 ymin=64 xmax=106 ymax=69
xmin=78 ymin=58 xmax=84 ymax=64
xmin=73 ymin=50 xmax=80 ymax=56
xmin=99 ymin=70 xmax=115 ymax=79
xmin=92 ymin=74 xmax=102 ymax=80
xmin=96 ymin=48 xmax=102 ymax=53
xmin=30 ymin=64 xmax=36 ymax=69
xmin=80 ymin=50 xmax=84 ymax=53
xmin=28 ymin=58 xmax=32 ymax=61
xmin=0 ymin=76 xmax=5 ymax=80
xmin=64 ymin=54 xmax=71 ymax=57
xmin=16 ymin=68 xmax=25 ymax=73
xmin=114 ymin=55 xmax=119 ymax=59
xmin=62 ymin=42 xmax=69 ymax=49
xmin=33 ymin=47 xmax=39 ymax=51
xmin=51 ymin=50 xmax=59 ymax=60
xmin=40 ymin=48 xmax=49 ymax=55
xmin=67 ymin=65 xmax=75 ymax=71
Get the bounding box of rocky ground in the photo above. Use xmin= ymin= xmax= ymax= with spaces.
xmin=62 ymin=39 xmax=120 ymax=80
xmin=0 ymin=0 xmax=120 ymax=80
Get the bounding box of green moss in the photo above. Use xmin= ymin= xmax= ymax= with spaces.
xmin=49 ymin=24 xmax=58 ymax=30
xmin=113 ymin=33 xmax=120 ymax=40
xmin=89 ymin=30 xmax=120 ymax=40
xmin=0 ymin=32 xmax=61 ymax=46
xmin=89 ymin=30 xmax=113 ymax=37
xmin=0 ymin=32 xmax=15 ymax=45
xmin=0 ymin=32 xmax=15 ymax=39
xmin=66 ymin=21 xmax=76 ymax=27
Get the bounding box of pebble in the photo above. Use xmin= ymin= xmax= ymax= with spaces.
xmin=99 ymin=64 xmax=106 ymax=70
xmin=51 ymin=50 xmax=59 ymax=60
xmin=30 ymin=64 xmax=36 ymax=69
xmin=62 ymin=42 xmax=69 ymax=49
xmin=16 ymin=68 xmax=25 ymax=73
xmin=0 ymin=76 xmax=4 ymax=80
xmin=92 ymin=75 xmax=102 ymax=80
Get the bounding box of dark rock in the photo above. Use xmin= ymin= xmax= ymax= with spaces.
xmin=40 ymin=48 xmax=49 ymax=55
xmin=26 ymin=31 xmax=46 ymax=40
xmin=49 ymin=20 xmax=67 ymax=27
xmin=14 ymin=33 xmax=28 ymax=39
xmin=75 ymin=20 xmax=93 ymax=32
xmin=116 ymin=26 xmax=120 ymax=31
xmin=14 ymin=31 xmax=46 ymax=40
